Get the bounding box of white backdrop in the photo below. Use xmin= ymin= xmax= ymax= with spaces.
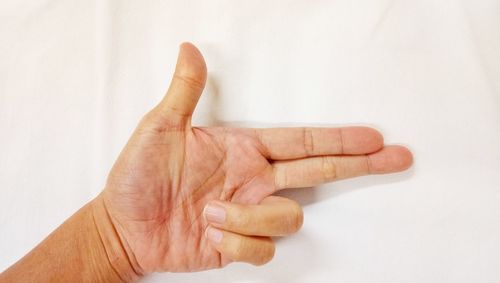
xmin=1 ymin=1 xmax=499 ymax=282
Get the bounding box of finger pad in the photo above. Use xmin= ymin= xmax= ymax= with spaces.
xmin=343 ymin=127 xmax=384 ymax=154
xmin=178 ymin=42 xmax=207 ymax=79
xmin=369 ymin=145 xmax=413 ymax=173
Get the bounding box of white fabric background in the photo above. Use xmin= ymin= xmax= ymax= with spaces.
xmin=1 ymin=1 xmax=499 ymax=282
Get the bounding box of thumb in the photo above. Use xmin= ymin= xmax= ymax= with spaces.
xmin=159 ymin=42 xmax=207 ymax=125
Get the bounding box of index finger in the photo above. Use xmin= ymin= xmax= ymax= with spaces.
xmin=203 ymin=196 xmax=303 ymax=237
xmin=255 ymin=126 xmax=384 ymax=160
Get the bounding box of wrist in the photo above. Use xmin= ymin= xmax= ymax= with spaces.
xmin=91 ymin=194 xmax=143 ymax=282
xmin=0 ymin=196 xmax=141 ymax=282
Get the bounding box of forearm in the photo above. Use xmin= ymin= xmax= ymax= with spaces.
xmin=0 ymin=197 xmax=140 ymax=282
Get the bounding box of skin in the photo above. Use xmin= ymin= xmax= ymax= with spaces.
xmin=0 ymin=42 xmax=413 ymax=282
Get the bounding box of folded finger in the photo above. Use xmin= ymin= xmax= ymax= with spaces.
xmin=205 ymin=226 xmax=275 ymax=266
xmin=203 ymin=196 xmax=303 ymax=236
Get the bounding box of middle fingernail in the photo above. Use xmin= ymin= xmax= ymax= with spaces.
xmin=205 ymin=227 xmax=223 ymax=243
xmin=203 ymin=202 xmax=226 ymax=224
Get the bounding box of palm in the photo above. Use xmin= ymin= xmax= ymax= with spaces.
xmin=100 ymin=42 xmax=412 ymax=275
xmin=104 ymin=126 xmax=274 ymax=272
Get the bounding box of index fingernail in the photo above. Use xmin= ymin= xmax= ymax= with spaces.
xmin=203 ymin=202 xmax=226 ymax=224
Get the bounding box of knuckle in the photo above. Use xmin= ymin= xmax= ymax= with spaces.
xmin=137 ymin=111 xmax=163 ymax=133
xmin=173 ymin=73 xmax=205 ymax=91
xmin=138 ymin=108 xmax=186 ymax=133
xmin=165 ymin=105 xmax=191 ymax=118
xmin=321 ymin=156 xmax=337 ymax=181
xmin=231 ymin=207 xmax=251 ymax=229
xmin=273 ymin=165 xmax=288 ymax=189
xmin=230 ymin=237 xmax=250 ymax=261
xmin=302 ymin=127 xmax=315 ymax=155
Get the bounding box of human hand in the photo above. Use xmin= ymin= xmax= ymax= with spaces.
xmin=96 ymin=42 xmax=413 ymax=276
